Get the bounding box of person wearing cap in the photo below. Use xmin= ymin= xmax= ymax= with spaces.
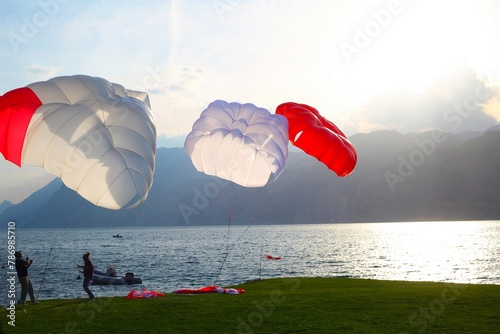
xmin=15 ymin=251 xmax=40 ymax=305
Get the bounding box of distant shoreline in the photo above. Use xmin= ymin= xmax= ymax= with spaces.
xmin=5 ymin=219 xmax=500 ymax=230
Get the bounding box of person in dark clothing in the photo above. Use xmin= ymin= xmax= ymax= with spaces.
xmin=15 ymin=251 xmax=40 ymax=305
xmin=77 ymin=252 xmax=95 ymax=300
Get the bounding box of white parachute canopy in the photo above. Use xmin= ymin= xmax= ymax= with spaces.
xmin=184 ymin=100 xmax=288 ymax=187
xmin=22 ymin=75 xmax=156 ymax=210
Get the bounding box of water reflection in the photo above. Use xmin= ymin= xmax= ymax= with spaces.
xmin=362 ymin=221 xmax=498 ymax=283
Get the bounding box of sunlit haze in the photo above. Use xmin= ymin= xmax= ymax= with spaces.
xmin=1 ymin=0 xmax=500 ymax=202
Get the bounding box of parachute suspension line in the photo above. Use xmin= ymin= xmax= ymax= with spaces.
xmin=213 ymin=218 xmax=255 ymax=286
xmin=226 ymin=216 xmax=232 ymax=253
xmin=213 ymin=216 xmax=232 ymax=286
xmin=259 ymin=243 xmax=263 ymax=280
xmin=37 ymin=247 xmax=53 ymax=299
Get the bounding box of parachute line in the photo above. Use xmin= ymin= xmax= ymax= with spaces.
xmin=212 ymin=218 xmax=255 ymax=286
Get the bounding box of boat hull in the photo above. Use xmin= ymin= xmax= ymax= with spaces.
xmin=91 ymin=270 xmax=142 ymax=285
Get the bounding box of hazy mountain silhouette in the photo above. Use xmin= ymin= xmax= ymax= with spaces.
xmin=0 ymin=200 xmax=12 ymax=214
xmin=2 ymin=127 xmax=499 ymax=228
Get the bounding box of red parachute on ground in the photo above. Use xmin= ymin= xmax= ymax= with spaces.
xmin=174 ymin=285 xmax=245 ymax=295
xmin=126 ymin=288 xmax=165 ymax=299
xmin=275 ymin=102 xmax=357 ymax=177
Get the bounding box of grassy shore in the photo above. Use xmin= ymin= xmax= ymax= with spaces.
xmin=1 ymin=277 xmax=499 ymax=334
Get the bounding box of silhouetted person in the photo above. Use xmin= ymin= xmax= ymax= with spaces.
xmin=15 ymin=251 xmax=40 ymax=305
xmin=77 ymin=252 xmax=95 ymax=301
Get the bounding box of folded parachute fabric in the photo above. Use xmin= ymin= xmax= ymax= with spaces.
xmin=218 ymin=287 xmax=243 ymax=295
xmin=126 ymin=288 xmax=165 ymax=299
xmin=174 ymin=285 xmax=245 ymax=295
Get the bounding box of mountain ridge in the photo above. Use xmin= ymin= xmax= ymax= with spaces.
xmin=1 ymin=128 xmax=499 ymax=228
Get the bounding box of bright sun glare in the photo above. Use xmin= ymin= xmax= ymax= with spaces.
xmin=338 ymin=0 xmax=495 ymax=100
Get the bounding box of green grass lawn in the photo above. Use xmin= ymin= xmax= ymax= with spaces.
xmin=1 ymin=278 xmax=499 ymax=333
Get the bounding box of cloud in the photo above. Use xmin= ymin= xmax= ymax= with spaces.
xmin=23 ymin=63 xmax=58 ymax=80
xmin=483 ymin=86 xmax=500 ymax=121
xmin=146 ymin=65 xmax=216 ymax=137
xmin=346 ymin=65 xmax=500 ymax=134
xmin=2 ymin=0 xmax=500 ymax=139
xmin=157 ymin=134 xmax=185 ymax=148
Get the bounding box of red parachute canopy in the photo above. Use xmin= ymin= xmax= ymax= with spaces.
xmin=275 ymin=102 xmax=357 ymax=177
xmin=0 ymin=87 xmax=42 ymax=166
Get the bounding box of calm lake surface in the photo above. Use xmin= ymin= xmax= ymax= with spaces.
xmin=1 ymin=221 xmax=499 ymax=306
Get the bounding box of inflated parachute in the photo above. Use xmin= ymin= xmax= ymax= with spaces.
xmin=276 ymin=102 xmax=356 ymax=177
xmin=0 ymin=75 xmax=156 ymax=210
xmin=184 ymin=100 xmax=288 ymax=187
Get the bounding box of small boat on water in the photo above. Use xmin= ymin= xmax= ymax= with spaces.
xmin=112 ymin=234 xmax=123 ymax=238
xmin=91 ymin=269 xmax=142 ymax=285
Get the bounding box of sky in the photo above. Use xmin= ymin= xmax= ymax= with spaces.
xmin=1 ymin=0 xmax=500 ymax=203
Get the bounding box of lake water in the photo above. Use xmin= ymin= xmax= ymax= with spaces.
xmin=1 ymin=221 xmax=499 ymax=307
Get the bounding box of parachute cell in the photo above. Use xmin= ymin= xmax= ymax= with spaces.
xmin=0 ymin=75 xmax=156 ymax=210
xmin=275 ymin=102 xmax=357 ymax=177
xmin=0 ymin=87 xmax=42 ymax=166
xmin=184 ymin=100 xmax=288 ymax=187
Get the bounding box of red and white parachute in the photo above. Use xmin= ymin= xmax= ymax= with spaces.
xmin=0 ymin=75 xmax=156 ymax=210
xmin=126 ymin=288 xmax=165 ymax=299
xmin=174 ymin=285 xmax=245 ymax=294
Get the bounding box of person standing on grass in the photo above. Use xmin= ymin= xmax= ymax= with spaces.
xmin=15 ymin=251 xmax=40 ymax=305
xmin=77 ymin=252 xmax=95 ymax=301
